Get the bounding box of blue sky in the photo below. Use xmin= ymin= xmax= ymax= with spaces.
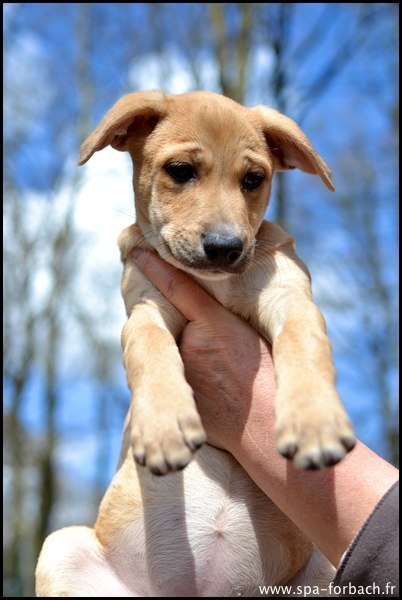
xmin=4 ymin=3 xmax=399 ymax=493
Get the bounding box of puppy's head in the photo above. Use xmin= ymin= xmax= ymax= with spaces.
xmin=79 ymin=90 xmax=334 ymax=280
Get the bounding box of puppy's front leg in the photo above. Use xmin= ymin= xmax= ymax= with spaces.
xmin=121 ymin=286 xmax=205 ymax=476
xmin=119 ymin=225 xmax=206 ymax=475
xmin=266 ymin=289 xmax=356 ymax=469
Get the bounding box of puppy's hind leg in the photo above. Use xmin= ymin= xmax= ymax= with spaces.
xmin=35 ymin=526 xmax=135 ymax=597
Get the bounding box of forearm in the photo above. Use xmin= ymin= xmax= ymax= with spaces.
xmin=233 ymin=423 xmax=399 ymax=567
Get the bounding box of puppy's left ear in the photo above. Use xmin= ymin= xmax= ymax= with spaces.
xmin=252 ymin=106 xmax=335 ymax=192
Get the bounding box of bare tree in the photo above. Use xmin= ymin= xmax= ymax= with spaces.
xmin=3 ymin=4 xmax=398 ymax=596
xmin=209 ymin=3 xmax=253 ymax=103
xmin=4 ymin=4 xmax=127 ymax=594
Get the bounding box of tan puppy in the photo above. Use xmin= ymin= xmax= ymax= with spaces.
xmin=36 ymin=91 xmax=355 ymax=596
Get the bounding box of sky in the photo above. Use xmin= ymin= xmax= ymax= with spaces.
xmin=4 ymin=9 xmax=399 ymax=600
xmin=4 ymin=2 xmax=398 ymax=487
xmin=4 ymin=145 xmax=134 ymax=484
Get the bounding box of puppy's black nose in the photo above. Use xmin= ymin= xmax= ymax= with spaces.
xmin=202 ymin=231 xmax=244 ymax=266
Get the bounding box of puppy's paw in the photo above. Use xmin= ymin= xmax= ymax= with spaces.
xmin=130 ymin=400 xmax=206 ymax=475
xmin=275 ymin=400 xmax=356 ymax=470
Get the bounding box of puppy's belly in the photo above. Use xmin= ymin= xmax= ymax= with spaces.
xmin=95 ymin=445 xmax=329 ymax=597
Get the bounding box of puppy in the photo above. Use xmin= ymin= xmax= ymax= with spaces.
xmin=36 ymin=91 xmax=355 ymax=596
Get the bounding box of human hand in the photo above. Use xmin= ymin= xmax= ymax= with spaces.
xmin=132 ymin=248 xmax=277 ymax=457
xmin=132 ymin=249 xmax=399 ymax=568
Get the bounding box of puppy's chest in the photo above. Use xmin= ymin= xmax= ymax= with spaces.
xmin=104 ymin=447 xmax=307 ymax=596
xmin=141 ymin=482 xmax=264 ymax=596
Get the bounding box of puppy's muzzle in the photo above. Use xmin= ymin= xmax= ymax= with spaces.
xmin=202 ymin=230 xmax=244 ymax=268
xmin=163 ymin=224 xmax=252 ymax=275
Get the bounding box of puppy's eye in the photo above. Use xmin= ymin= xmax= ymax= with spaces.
xmin=242 ymin=172 xmax=265 ymax=192
xmin=165 ymin=162 xmax=196 ymax=184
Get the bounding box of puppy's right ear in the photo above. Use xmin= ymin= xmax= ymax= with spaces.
xmin=78 ymin=90 xmax=168 ymax=166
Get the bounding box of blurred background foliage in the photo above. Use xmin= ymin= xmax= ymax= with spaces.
xmin=3 ymin=3 xmax=399 ymax=596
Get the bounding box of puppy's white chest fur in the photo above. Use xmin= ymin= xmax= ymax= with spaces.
xmin=96 ymin=445 xmax=334 ymax=597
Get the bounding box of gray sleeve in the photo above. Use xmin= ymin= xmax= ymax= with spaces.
xmin=333 ymin=481 xmax=399 ymax=597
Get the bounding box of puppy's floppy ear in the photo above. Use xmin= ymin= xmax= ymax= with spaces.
xmin=78 ymin=90 xmax=168 ymax=166
xmin=252 ymin=105 xmax=335 ymax=192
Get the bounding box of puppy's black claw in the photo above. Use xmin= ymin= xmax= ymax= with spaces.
xmin=297 ymin=454 xmax=325 ymax=470
xmin=341 ymin=435 xmax=357 ymax=452
xmin=133 ymin=451 xmax=146 ymax=467
xmin=187 ymin=436 xmax=206 ymax=452
xmin=278 ymin=442 xmax=298 ymax=460
xmin=322 ymin=450 xmax=344 ymax=467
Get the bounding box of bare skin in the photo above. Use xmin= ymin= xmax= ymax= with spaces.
xmin=133 ymin=247 xmax=399 ymax=568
